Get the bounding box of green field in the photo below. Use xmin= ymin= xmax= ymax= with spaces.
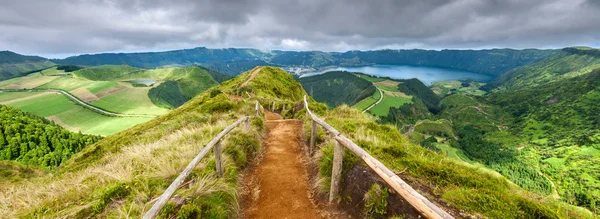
xmin=1 ymin=92 xmax=151 ymax=136
xmin=0 ymin=73 xmax=59 ymax=89
xmin=352 ymin=74 xmax=413 ymax=116
xmin=368 ymin=94 xmax=412 ymax=117
xmin=0 ymin=91 xmax=41 ymax=102
xmin=434 ymin=143 xmax=473 ymax=163
xmin=354 ymin=86 xmax=381 ymax=110
xmin=91 ymin=87 xmax=169 ymax=115
xmin=40 ymin=67 xmax=67 ymax=76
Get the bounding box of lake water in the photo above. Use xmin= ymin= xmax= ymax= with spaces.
xmin=129 ymin=79 xmax=157 ymax=86
xmin=300 ymin=65 xmax=494 ymax=85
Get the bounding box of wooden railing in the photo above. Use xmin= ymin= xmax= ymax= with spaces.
xmin=303 ymin=95 xmax=454 ymax=219
xmin=143 ymin=116 xmax=251 ymax=219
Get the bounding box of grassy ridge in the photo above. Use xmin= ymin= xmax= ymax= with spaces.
xmin=0 ymin=51 xmax=55 ymax=80
xmin=0 ymin=67 xmax=277 ymax=218
xmin=305 ymin=105 xmax=591 ymax=218
xmin=486 ymin=47 xmax=600 ymax=91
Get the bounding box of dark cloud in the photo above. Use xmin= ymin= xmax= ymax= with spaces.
xmin=0 ymin=0 xmax=598 ymax=57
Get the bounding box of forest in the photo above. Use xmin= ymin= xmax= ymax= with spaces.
xmin=298 ymin=71 xmax=376 ymax=108
xmin=0 ymin=105 xmax=101 ymax=168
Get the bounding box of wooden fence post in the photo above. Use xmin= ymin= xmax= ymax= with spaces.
xmin=272 ymin=100 xmax=276 ymax=111
xmin=214 ymin=140 xmax=224 ymax=177
xmin=329 ymin=140 xmax=344 ymax=202
xmin=255 ymin=101 xmax=259 ymax=117
xmin=244 ymin=117 xmax=250 ymax=132
xmin=310 ymin=120 xmax=316 ymax=155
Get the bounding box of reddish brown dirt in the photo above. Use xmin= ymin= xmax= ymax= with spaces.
xmin=239 ymin=67 xmax=262 ymax=88
xmin=241 ymin=111 xmax=326 ymax=218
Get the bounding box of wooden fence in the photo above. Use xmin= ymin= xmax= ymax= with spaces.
xmin=143 ymin=115 xmax=252 ymax=219
xmin=303 ymin=95 xmax=454 ymax=219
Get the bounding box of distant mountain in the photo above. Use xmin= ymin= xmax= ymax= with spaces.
xmin=51 ymin=47 xmax=560 ymax=76
xmin=0 ymin=51 xmax=54 ymax=80
xmin=485 ymin=47 xmax=600 ymax=91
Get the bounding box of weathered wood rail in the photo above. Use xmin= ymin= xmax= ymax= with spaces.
xmin=143 ymin=116 xmax=251 ymax=219
xmin=303 ymin=95 xmax=454 ymax=219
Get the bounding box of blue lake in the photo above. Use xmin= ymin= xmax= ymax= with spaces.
xmin=300 ymin=65 xmax=494 ymax=85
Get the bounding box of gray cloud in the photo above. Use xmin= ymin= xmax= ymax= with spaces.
xmin=0 ymin=0 xmax=599 ymax=57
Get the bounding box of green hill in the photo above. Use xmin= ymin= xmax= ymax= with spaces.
xmin=298 ymin=71 xmax=376 ymax=108
xmin=73 ymin=65 xmax=223 ymax=108
xmin=485 ymin=47 xmax=600 ymax=91
xmin=0 ymin=66 xmax=591 ymax=218
xmin=0 ymin=51 xmax=55 ymax=80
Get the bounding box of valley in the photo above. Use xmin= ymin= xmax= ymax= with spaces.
xmin=0 ymin=47 xmax=598 ymax=218
xmin=0 ymin=65 xmax=225 ymax=135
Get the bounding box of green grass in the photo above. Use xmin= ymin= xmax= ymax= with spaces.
xmin=37 ymin=76 xmax=94 ymax=91
xmin=368 ymin=94 xmax=412 ymax=117
xmin=84 ymin=81 xmax=119 ymax=94
xmin=0 ymin=91 xmax=40 ymax=102
xmin=2 ymin=92 xmax=152 ymax=136
xmin=0 ymin=73 xmax=59 ymax=89
xmin=434 ymin=143 xmax=473 ymax=163
xmin=40 ymin=67 xmax=67 ymax=76
xmin=354 ymin=86 xmax=381 ymax=110
xmin=0 ymin=61 xmax=55 ymax=80
xmin=355 ymin=74 xmax=386 ymax=82
xmin=91 ymin=87 xmax=169 ymax=115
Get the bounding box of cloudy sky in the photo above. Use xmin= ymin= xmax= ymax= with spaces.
xmin=1 ymin=0 xmax=599 ymax=58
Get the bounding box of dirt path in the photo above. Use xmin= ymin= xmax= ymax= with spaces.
xmin=241 ymin=111 xmax=326 ymax=218
xmin=240 ymin=67 xmax=263 ymax=88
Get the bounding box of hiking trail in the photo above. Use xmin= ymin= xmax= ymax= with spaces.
xmin=240 ymin=111 xmax=328 ymax=218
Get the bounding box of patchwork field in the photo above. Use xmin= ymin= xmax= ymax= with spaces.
xmin=0 ymin=91 xmax=151 ymax=136
xmin=353 ymin=74 xmax=412 ymax=116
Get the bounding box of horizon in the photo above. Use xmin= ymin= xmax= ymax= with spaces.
xmin=2 ymin=0 xmax=600 ymax=58
xmin=5 ymin=45 xmax=595 ymax=60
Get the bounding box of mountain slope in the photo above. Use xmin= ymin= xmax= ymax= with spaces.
xmin=485 ymin=47 xmax=600 ymax=91
xmin=73 ymin=65 xmax=222 ymax=108
xmin=54 ymin=47 xmax=559 ymax=76
xmin=0 ymin=66 xmax=590 ymax=218
xmin=298 ymin=71 xmax=376 ymax=108
xmin=0 ymin=51 xmax=54 ymax=80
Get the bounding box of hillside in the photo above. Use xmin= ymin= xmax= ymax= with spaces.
xmin=73 ymin=65 xmax=223 ymax=108
xmin=0 ymin=65 xmax=225 ymax=135
xmin=0 ymin=105 xmax=101 ymax=168
xmin=53 ymin=47 xmax=559 ymax=76
xmin=0 ymin=51 xmax=55 ymax=80
xmin=485 ymin=47 xmax=600 ymax=91
xmin=0 ymin=66 xmax=588 ymax=218
xmin=298 ymin=71 xmax=376 ymax=108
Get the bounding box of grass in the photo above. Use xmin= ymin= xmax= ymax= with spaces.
xmin=2 ymin=91 xmax=152 ymax=136
xmin=0 ymin=67 xmax=268 ymax=218
xmin=303 ymin=104 xmax=593 ymax=218
xmin=0 ymin=73 xmax=59 ymax=89
xmin=37 ymin=76 xmax=94 ymax=91
xmin=368 ymin=94 xmax=412 ymax=117
xmin=91 ymin=87 xmax=169 ymax=115
xmin=354 ymin=86 xmax=381 ymax=110
xmin=0 ymin=91 xmax=41 ymax=102
xmin=433 ymin=143 xmax=473 ymax=163
xmin=84 ymin=81 xmax=119 ymax=94
xmin=40 ymin=67 xmax=67 ymax=76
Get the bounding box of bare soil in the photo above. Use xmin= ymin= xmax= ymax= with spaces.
xmin=240 ymin=67 xmax=262 ymax=88
xmin=240 ymin=111 xmax=327 ymax=218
